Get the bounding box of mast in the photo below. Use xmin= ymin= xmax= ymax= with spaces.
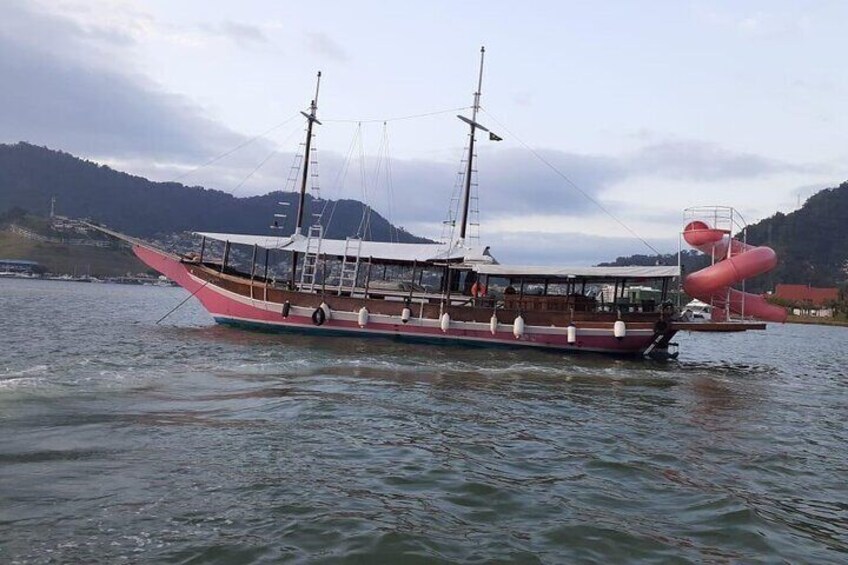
xmin=295 ymin=71 xmax=322 ymax=234
xmin=459 ymin=46 xmax=485 ymax=242
xmin=291 ymin=71 xmax=322 ymax=287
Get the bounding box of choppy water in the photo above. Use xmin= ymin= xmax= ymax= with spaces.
xmin=1 ymin=278 xmax=846 ymax=563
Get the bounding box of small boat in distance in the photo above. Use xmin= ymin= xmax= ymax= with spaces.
xmin=91 ymin=48 xmax=780 ymax=359
xmin=683 ymin=299 xmax=712 ymax=321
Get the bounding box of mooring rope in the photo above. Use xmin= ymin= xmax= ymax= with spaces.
xmin=155 ymin=280 xmax=211 ymax=325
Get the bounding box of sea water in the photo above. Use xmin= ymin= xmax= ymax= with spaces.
xmin=1 ymin=278 xmax=846 ymax=563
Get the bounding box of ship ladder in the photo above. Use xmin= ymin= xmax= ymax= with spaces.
xmin=300 ymin=225 xmax=324 ymax=291
xmin=337 ymin=237 xmax=363 ymax=296
xmin=643 ymin=322 xmax=678 ymax=360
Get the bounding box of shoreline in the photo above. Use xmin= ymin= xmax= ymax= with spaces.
xmin=0 ymin=273 xmax=176 ymax=286
xmin=785 ymin=315 xmax=848 ymax=328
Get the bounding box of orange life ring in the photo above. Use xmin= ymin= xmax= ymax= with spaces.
xmin=471 ymin=282 xmax=487 ymax=298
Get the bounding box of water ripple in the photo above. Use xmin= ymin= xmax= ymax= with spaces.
xmin=1 ymin=279 xmax=847 ymax=563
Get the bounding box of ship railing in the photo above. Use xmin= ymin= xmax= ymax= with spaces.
xmin=683 ymin=205 xmax=748 ymax=236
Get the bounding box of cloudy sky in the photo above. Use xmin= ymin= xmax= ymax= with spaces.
xmin=2 ymin=0 xmax=846 ymax=263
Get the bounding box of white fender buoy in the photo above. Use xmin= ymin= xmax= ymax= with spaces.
xmin=513 ymin=315 xmax=525 ymax=339
xmin=440 ymin=312 xmax=451 ymax=333
xmin=613 ymin=320 xmax=626 ymax=340
xmin=567 ymin=323 xmax=577 ymax=344
xmin=357 ymin=307 xmax=369 ymax=327
xmin=489 ymin=314 xmax=498 ymax=335
xmin=401 ymin=307 xmax=411 ymax=324
xmin=320 ymin=302 xmax=331 ymax=321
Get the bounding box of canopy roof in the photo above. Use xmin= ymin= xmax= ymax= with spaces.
xmin=196 ymin=233 xmax=293 ymax=250
xmin=194 ymin=232 xmax=495 ymax=264
xmin=471 ymin=264 xmax=680 ymax=280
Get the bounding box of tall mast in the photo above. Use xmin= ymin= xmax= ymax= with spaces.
xmin=291 ymin=71 xmax=322 ymax=287
xmin=458 ymin=46 xmax=485 ymax=242
xmin=294 ymin=71 xmax=322 ymax=234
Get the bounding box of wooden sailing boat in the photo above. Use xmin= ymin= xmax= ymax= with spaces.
xmin=96 ymin=48 xmax=774 ymax=359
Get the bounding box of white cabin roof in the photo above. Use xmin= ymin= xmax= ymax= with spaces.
xmin=195 ymin=232 xmax=293 ymax=250
xmin=194 ymin=232 xmax=495 ymax=264
xmin=471 ymin=264 xmax=680 ymax=279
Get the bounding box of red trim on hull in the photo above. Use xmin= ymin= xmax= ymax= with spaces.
xmin=133 ymin=245 xmax=659 ymax=355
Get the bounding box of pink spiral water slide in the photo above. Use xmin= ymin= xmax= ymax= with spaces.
xmin=683 ymin=221 xmax=787 ymax=323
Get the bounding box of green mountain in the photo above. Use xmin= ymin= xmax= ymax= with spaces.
xmin=745 ymin=182 xmax=848 ymax=290
xmin=0 ymin=142 xmax=427 ymax=243
xmin=600 ymin=181 xmax=848 ymax=291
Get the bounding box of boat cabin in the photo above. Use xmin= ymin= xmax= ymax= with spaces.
xmin=185 ymin=231 xmax=679 ymax=328
xmin=463 ymin=264 xmax=679 ymax=315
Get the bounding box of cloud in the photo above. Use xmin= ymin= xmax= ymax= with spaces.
xmin=35 ymin=0 xmax=268 ymax=50
xmin=359 ymin=147 xmax=619 ymax=229
xmin=696 ymin=6 xmax=812 ymax=40
xmin=625 ymin=139 xmax=803 ymax=181
xmin=2 ymin=0 xmax=136 ymax=68
xmin=305 ymin=32 xmax=349 ymax=62
xmin=0 ymin=1 xmax=253 ymax=162
xmin=200 ymin=21 xmax=268 ymax=47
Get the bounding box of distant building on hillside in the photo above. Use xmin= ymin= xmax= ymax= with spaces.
xmin=49 ymin=195 xmax=95 ymax=235
xmin=774 ymin=284 xmax=839 ymax=317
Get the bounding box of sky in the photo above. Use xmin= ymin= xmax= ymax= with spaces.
xmin=1 ymin=0 xmax=846 ymax=264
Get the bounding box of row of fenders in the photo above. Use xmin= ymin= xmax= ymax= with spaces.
xmin=290 ymin=300 xmax=630 ymax=342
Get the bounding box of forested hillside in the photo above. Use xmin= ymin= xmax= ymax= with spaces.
xmin=0 ymin=142 xmax=427 ymax=242
xmin=745 ymin=182 xmax=848 ymax=289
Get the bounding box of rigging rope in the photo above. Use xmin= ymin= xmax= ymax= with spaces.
xmin=377 ymin=123 xmax=399 ymax=243
xmin=323 ymin=106 xmax=470 ymax=124
xmin=354 ymin=124 xmax=372 ymax=239
xmin=442 ymin=141 xmax=471 ymax=243
xmin=227 ymin=148 xmax=278 ymax=196
xmin=171 ymin=114 xmax=301 ymax=183
xmin=319 ymin=125 xmax=361 ymax=235
xmin=480 ymin=108 xmax=663 ymax=256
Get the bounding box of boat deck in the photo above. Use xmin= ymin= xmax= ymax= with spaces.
xmin=672 ymin=321 xmax=767 ymax=332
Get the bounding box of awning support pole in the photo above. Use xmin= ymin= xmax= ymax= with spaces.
xmin=263 ymin=248 xmax=269 ymax=301
xmin=221 ymin=241 xmax=230 ymax=274
xmin=364 ymin=258 xmax=373 ymax=299
xmin=408 ymin=260 xmax=418 ymax=302
xmin=249 ymin=244 xmax=257 ymax=299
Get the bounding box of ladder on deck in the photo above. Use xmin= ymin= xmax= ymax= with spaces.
xmin=337 ymin=237 xmax=363 ymax=295
xmin=299 ymin=225 xmax=323 ymax=291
